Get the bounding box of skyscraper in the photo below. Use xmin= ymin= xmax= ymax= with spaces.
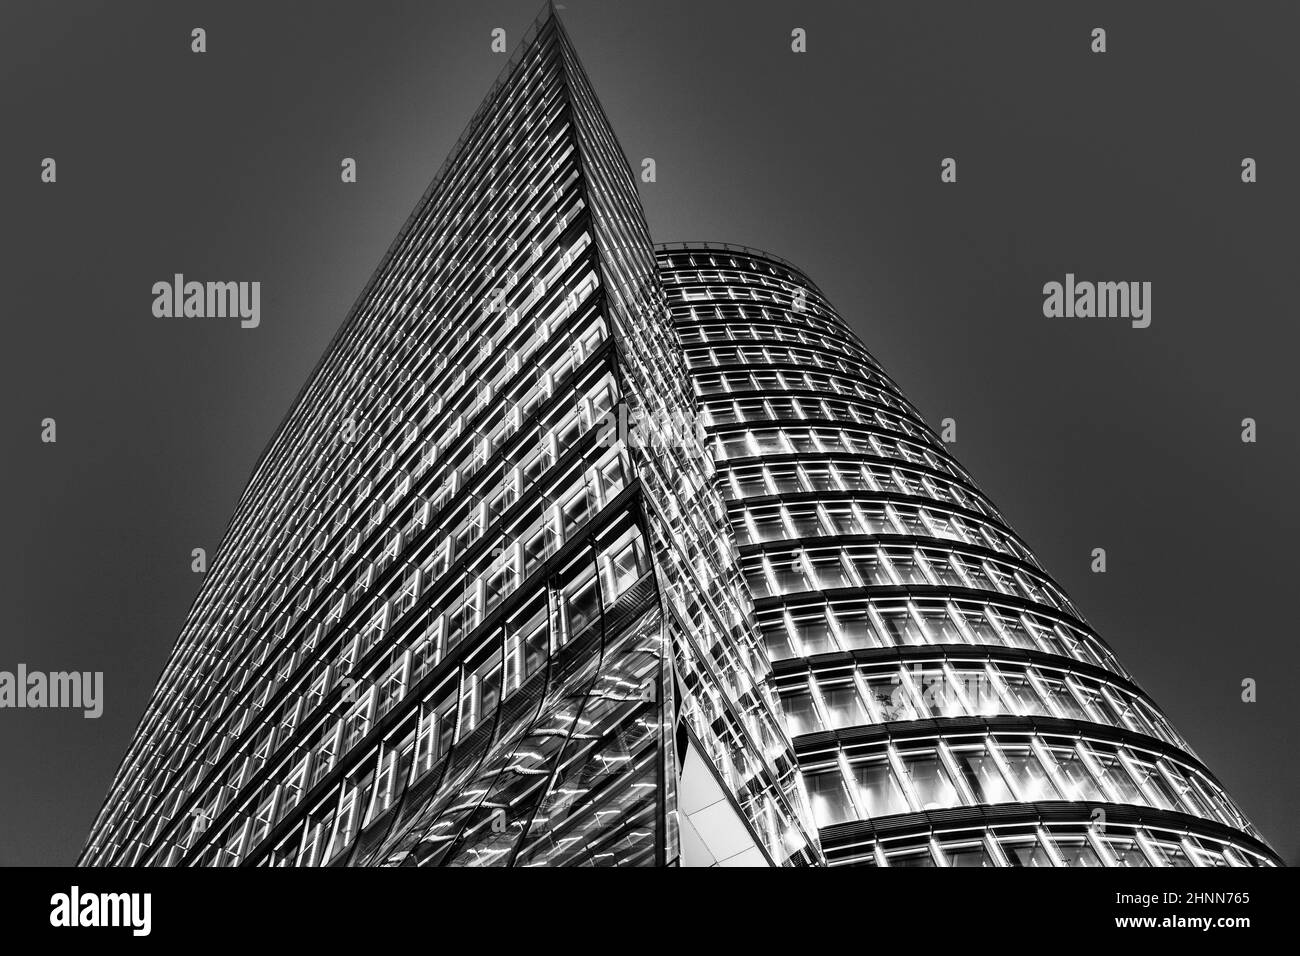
xmin=80 ymin=5 xmax=812 ymax=870
xmin=80 ymin=6 xmax=1278 ymax=868
xmin=658 ymin=241 xmax=1280 ymax=868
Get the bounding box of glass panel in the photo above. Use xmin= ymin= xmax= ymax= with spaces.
xmin=1000 ymin=746 xmax=1061 ymax=802
xmin=1054 ymin=838 xmax=1103 ymax=867
xmin=946 ymin=842 xmax=995 ymax=867
xmin=953 ymin=745 xmax=1015 ymax=804
xmin=849 ymin=759 xmax=910 ymax=819
xmin=861 ymin=673 xmax=916 ymax=722
xmin=1045 ymin=746 xmax=1106 ymax=802
xmin=901 ymin=751 xmax=961 ymax=811
xmin=806 ymin=768 xmax=856 ymax=827
xmin=886 ymin=847 xmax=935 ymax=867
xmin=819 ymin=680 xmax=868 ymax=729
xmin=1087 ymin=747 xmax=1145 ymax=804
xmin=1105 ymin=837 xmax=1152 ymax=867
xmin=781 ymin=689 xmax=821 ymax=737
xmin=1003 ymin=837 xmax=1054 ymax=867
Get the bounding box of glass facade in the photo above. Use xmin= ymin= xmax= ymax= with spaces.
xmin=80 ymin=9 xmax=1277 ymax=869
xmin=657 ymin=241 xmax=1281 ymax=867
xmin=80 ymin=8 xmax=815 ymax=870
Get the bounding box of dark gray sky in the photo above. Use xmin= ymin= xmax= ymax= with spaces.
xmin=2 ymin=0 xmax=1295 ymax=866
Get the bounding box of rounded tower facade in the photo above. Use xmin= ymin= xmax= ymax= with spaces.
xmin=657 ymin=242 xmax=1279 ymax=868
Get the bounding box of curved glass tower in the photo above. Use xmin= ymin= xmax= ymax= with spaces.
xmin=657 ymin=242 xmax=1281 ymax=867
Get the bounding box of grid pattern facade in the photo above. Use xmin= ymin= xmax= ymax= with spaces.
xmin=80 ymin=8 xmax=816 ymax=869
xmin=82 ymin=11 xmax=654 ymax=868
xmin=658 ymin=242 xmax=1282 ymax=868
